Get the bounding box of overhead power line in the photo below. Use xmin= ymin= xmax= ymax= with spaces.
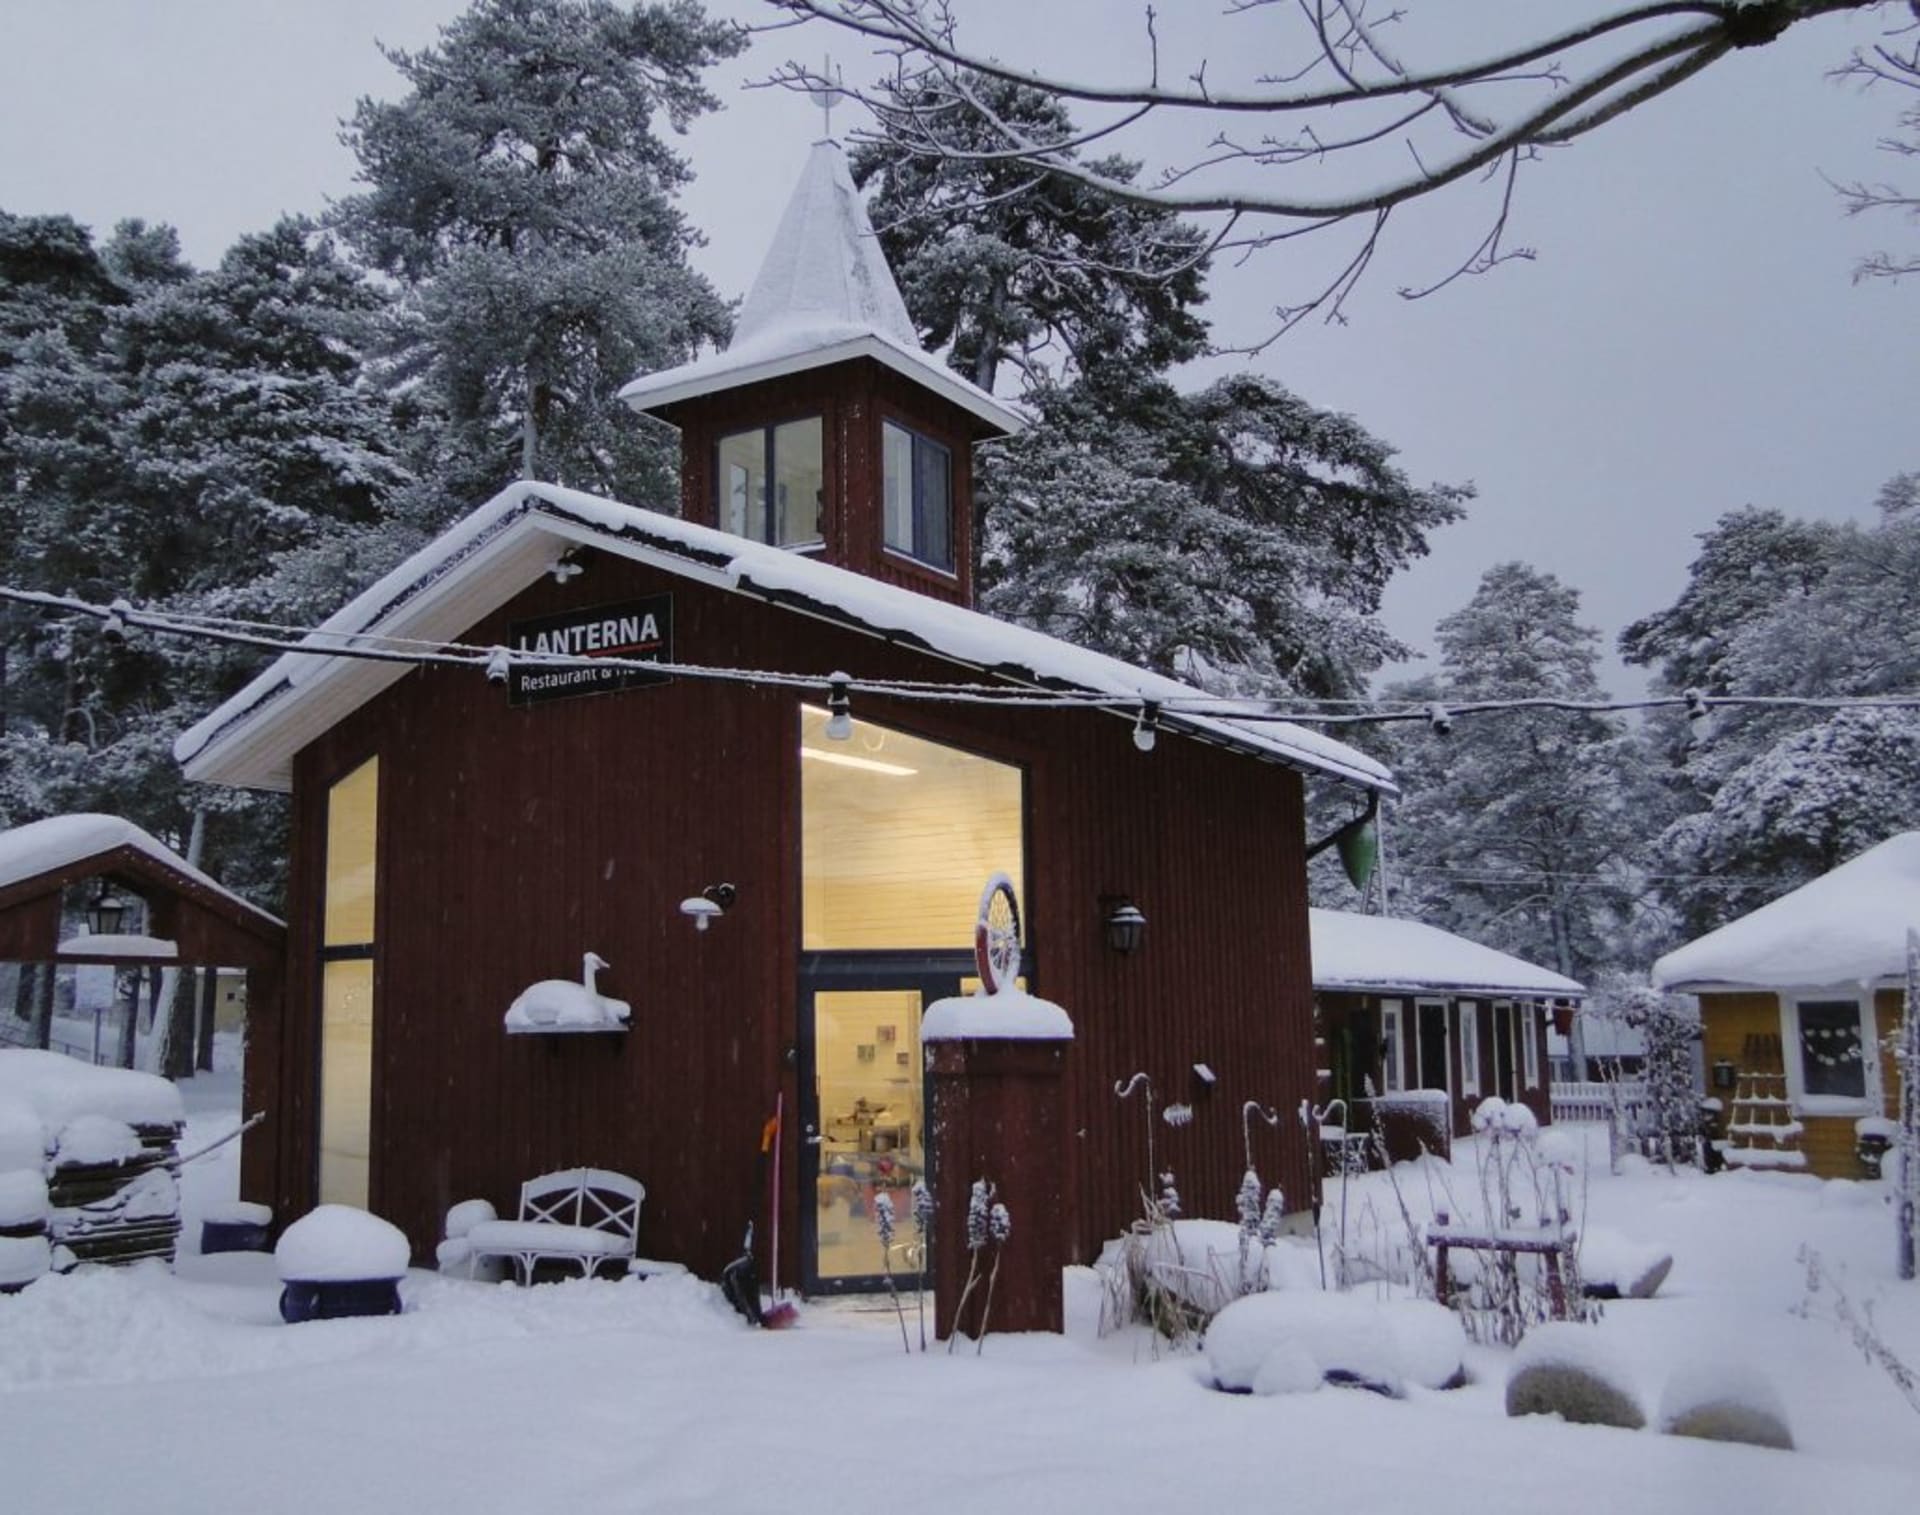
xmin=9 ymin=582 xmax=1920 ymax=730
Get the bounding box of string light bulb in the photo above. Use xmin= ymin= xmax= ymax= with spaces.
xmin=1133 ymin=701 xmax=1160 ymax=753
xmin=825 ymin=673 xmax=853 ymax=740
xmin=1427 ymin=702 xmax=1453 ymax=736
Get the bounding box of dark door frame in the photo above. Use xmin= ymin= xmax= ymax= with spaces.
xmin=796 ymin=949 xmax=976 ymax=1295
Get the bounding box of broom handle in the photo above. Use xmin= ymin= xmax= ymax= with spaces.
xmin=770 ymin=1089 xmax=784 ymax=1299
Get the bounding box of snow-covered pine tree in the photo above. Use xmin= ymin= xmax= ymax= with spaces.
xmin=335 ymin=0 xmax=741 ymax=516
xmin=853 ymin=80 xmax=1467 ymax=701
xmin=1626 ymin=487 xmax=1920 ymax=941
xmin=1384 ymin=564 xmax=1663 ymax=995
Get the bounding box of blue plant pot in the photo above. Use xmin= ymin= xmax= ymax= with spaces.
xmin=278 ymin=1277 xmax=403 ymax=1323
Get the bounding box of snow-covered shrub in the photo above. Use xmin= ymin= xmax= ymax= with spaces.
xmin=1506 ymin=1323 xmax=1645 ymax=1428
xmin=1207 ymin=1291 xmax=1467 ymax=1397
xmin=1658 ymin=1361 xmax=1794 ymax=1449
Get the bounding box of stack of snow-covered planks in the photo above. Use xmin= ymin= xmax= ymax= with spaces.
xmin=0 ymin=1051 xmax=185 ymax=1273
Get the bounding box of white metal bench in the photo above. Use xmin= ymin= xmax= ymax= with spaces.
xmin=464 ymin=1168 xmax=644 ymax=1283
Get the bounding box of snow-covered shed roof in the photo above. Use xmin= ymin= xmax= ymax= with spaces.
xmin=1309 ymin=908 xmax=1584 ymax=998
xmin=174 ymin=480 xmax=1396 ymax=796
xmin=0 ymin=813 xmax=277 ymax=931
xmin=1651 ymin=832 xmax=1920 ymax=992
xmin=617 ymin=140 xmax=1024 ymax=438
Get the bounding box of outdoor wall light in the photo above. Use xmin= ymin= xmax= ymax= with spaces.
xmin=1132 ymin=702 xmax=1159 ymax=753
xmin=1101 ymin=896 xmax=1146 ymax=955
xmin=1712 ymin=1058 xmax=1738 ymax=1091
xmin=549 ymin=553 xmax=584 ymax=583
xmin=85 ymin=887 xmax=127 ymax=937
xmin=825 ymin=673 xmax=853 ymax=740
xmin=680 ymin=882 xmax=737 ymax=932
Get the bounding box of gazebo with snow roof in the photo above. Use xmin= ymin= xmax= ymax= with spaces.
xmin=0 ymin=815 xmax=284 ymax=1084
xmin=1308 ymin=908 xmax=1581 ymax=1154
xmin=174 ymin=138 xmax=1395 ymax=1311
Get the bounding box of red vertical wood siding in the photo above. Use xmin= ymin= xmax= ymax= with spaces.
xmin=272 ymin=554 xmax=1322 ymax=1278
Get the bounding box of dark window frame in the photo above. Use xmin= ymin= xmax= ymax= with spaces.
xmin=714 ymin=415 xmax=825 ymax=549
xmin=880 ymin=418 xmax=954 ymax=573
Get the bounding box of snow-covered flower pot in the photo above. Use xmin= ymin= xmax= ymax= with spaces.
xmin=275 ymin=1205 xmax=409 ymax=1323
xmin=200 ymin=1200 xmax=275 ymax=1255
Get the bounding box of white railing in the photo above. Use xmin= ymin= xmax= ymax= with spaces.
xmin=1551 ymin=1079 xmax=1649 ymax=1125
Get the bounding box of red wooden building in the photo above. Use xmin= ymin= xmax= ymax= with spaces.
xmin=177 ymin=142 xmax=1395 ymax=1291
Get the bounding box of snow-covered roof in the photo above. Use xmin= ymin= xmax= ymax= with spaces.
xmin=618 ymin=140 xmax=1023 ymax=437
xmin=0 ymin=813 xmax=278 ymax=928
xmin=1651 ymin=832 xmax=1920 ymax=992
xmin=175 ymin=481 xmax=1396 ymax=796
xmin=1308 ymin=909 xmax=1584 ymax=998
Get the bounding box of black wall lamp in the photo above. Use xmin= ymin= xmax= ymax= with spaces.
xmin=86 ymin=886 xmax=128 ymax=937
xmin=1101 ymin=895 xmax=1146 ymax=955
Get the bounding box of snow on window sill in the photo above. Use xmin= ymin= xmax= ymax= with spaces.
xmin=1791 ymin=1091 xmax=1877 ymax=1118
xmin=881 ymin=546 xmax=958 ymax=582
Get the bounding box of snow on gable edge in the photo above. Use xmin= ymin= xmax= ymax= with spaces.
xmin=0 ymin=813 xmax=280 ymax=929
xmin=178 ymin=482 xmax=1394 ymax=796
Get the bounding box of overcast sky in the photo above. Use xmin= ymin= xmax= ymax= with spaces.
xmin=0 ymin=1 xmax=1911 ymax=693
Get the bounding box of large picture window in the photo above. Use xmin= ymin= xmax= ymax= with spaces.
xmin=1787 ymin=994 xmax=1877 ymax=1110
xmin=800 ymin=706 xmax=1022 ymax=950
xmin=320 ymin=757 xmax=378 ymax=1209
xmin=717 ymin=418 xmax=823 ymax=547
xmin=882 ymin=420 xmax=952 ymax=571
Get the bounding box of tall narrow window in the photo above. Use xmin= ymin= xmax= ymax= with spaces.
xmin=321 ymin=757 xmax=378 ymax=1209
xmin=882 ymin=420 xmax=952 ymax=571
xmin=1457 ymin=1000 xmax=1481 ymax=1098
xmin=1522 ymin=1004 xmax=1541 ymax=1089
xmin=1380 ymin=999 xmax=1404 ymax=1094
xmin=716 ymin=418 xmax=822 ymax=547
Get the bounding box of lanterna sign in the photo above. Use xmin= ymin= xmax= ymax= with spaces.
xmin=506 ymin=595 xmax=674 ymax=706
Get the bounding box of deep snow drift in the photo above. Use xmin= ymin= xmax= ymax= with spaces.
xmin=2 ymin=1086 xmax=1917 ymax=1514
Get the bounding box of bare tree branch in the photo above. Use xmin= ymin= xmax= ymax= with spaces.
xmin=756 ymin=0 xmax=1907 ymax=322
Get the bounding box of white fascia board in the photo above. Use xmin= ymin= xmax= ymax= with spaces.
xmin=181 ymin=519 xmax=566 ymax=791
xmin=618 ymin=335 xmax=1025 ymax=438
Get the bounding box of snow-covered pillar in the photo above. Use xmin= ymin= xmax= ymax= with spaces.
xmin=921 ymin=989 xmax=1073 ymax=1340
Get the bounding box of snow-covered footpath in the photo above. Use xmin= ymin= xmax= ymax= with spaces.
xmin=3 ymin=1088 xmax=1917 ymax=1514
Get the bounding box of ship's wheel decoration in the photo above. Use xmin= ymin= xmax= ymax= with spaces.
xmin=973 ymin=872 xmax=1023 ymax=994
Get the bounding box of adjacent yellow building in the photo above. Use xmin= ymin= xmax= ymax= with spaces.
xmin=1652 ymin=835 xmax=1913 ymax=1179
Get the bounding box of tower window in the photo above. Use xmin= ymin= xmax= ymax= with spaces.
xmin=882 ymin=420 xmax=952 ymax=571
xmin=716 ymin=418 xmax=823 ymax=547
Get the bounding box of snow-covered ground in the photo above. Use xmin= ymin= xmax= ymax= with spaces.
xmin=3 ymin=1090 xmax=1917 ymax=1514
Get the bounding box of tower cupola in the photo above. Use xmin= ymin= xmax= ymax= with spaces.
xmin=619 ymin=139 xmax=1021 ymax=606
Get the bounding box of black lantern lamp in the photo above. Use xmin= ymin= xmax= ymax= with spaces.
xmin=1102 ymin=896 xmax=1146 ymax=955
xmin=86 ymin=886 xmax=128 ymax=937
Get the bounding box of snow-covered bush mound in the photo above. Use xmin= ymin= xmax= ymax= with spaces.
xmin=0 ymin=1167 xmax=49 ymax=1228
xmin=1101 ymin=1219 xmax=1322 ymax=1319
xmin=1658 ymin=1361 xmax=1794 ymax=1450
xmin=276 ymin=1206 xmax=411 ymax=1282
xmin=1506 ymin=1323 xmax=1645 ymax=1428
xmin=0 ymin=1233 xmax=51 ymax=1289
xmin=444 ymin=1199 xmax=496 ymax=1240
xmin=1207 ymin=1291 xmax=1466 ymax=1397
xmin=1471 ymin=1095 xmax=1539 ymax=1140
xmin=0 ymin=1050 xmax=183 ymax=1129
xmin=53 ymin=1114 xmax=143 ymax=1169
xmin=1578 ymin=1226 xmax=1673 ymax=1299
xmin=0 ymin=1099 xmax=45 ymax=1171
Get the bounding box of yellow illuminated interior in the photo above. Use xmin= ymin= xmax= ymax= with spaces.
xmin=319 ymin=957 xmax=373 ymax=1209
xmin=813 ymin=988 xmax=925 ymax=1281
xmin=320 ymin=756 xmax=378 ymax=1210
xmin=323 ymin=757 xmax=380 ymax=946
xmin=800 ymin=707 xmax=1023 ymax=950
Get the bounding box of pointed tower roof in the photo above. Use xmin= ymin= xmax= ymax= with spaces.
xmin=620 ymin=140 xmax=1022 ymax=436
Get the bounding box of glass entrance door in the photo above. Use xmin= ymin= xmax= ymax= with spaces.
xmin=800 ymin=961 xmax=968 ymax=1292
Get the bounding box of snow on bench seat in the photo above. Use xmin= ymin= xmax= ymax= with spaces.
xmin=462 ymin=1168 xmax=643 ymax=1283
